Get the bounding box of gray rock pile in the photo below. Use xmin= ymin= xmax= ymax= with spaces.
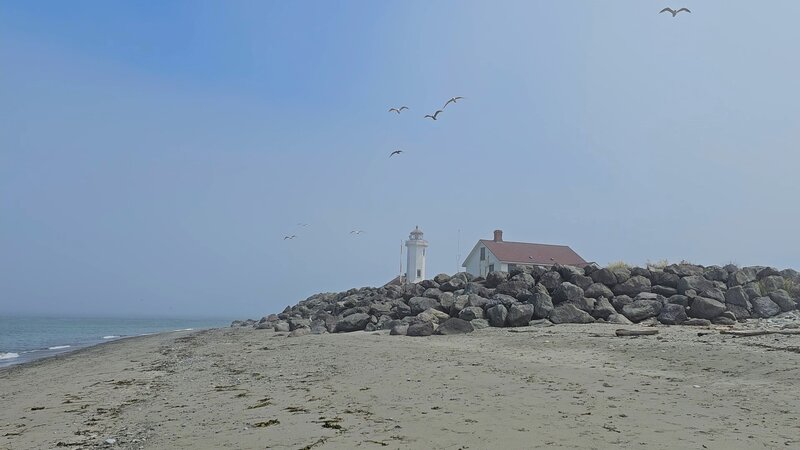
xmin=233 ymin=263 xmax=800 ymax=336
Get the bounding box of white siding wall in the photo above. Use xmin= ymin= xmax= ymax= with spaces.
xmin=463 ymin=243 xmax=505 ymax=277
xmin=406 ymin=241 xmax=428 ymax=283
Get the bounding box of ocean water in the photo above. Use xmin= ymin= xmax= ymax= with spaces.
xmin=0 ymin=316 xmax=230 ymax=368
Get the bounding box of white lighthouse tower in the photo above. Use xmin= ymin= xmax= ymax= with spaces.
xmin=405 ymin=226 xmax=428 ymax=284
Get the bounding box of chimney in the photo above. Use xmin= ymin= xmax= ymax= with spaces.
xmin=493 ymin=229 xmax=503 ymax=242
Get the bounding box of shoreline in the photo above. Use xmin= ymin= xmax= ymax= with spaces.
xmin=3 ymin=324 xmax=800 ymax=449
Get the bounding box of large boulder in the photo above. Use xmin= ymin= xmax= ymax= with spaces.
xmin=665 ymin=263 xmax=704 ymax=277
xmin=438 ymin=292 xmax=456 ymax=312
xmin=611 ymin=295 xmax=634 ymax=312
xmin=273 ymin=321 xmax=290 ymax=332
xmin=417 ymin=308 xmax=450 ymax=324
xmin=621 ymin=299 xmax=663 ymax=323
xmin=611 ymin=266 xmax=631 ymax=284
xmin=451 ymin=295 xmax=470 ymax=315
xmin=539 ymin=271 xmax=563 ymax=291
xmin=422 ymin=288 xmax=444 ymax=300
xmin=724 ymin=286 xmax=750 ymax=307
xmin=728 ymin=268 xmax=758 ymax=287
xmin=570 ymin=274 xmax=594 ymax=290
xmin=677 ymin=276 xmax=715 ymax=296
xmin=651 ymin=271 xmax=680 ymax=288
xmin=484 ymin=271 xmax=509 ymax=288
xmin=613 ymin=275 xmax=652 ymax=297
xmin=510 ymin=273 xmax=536 ymax=286
xmin=467 ymin=294 xmax=490 ymax=309
xmin=406 ymin=321 xmax=435 ymax=337
xmin=570 ymin=297 xmax=596 ymax=313
xmin=486 ymin=304 xmax=508 ymax=327
xmin=591 ymin=297 xmax=616 ymax=320
xmin=495 ymin=281 xmax=532 ymax=298
xmin=652 ymin=285 xmax=678 ymax=297
xmin=769 ymin=290 xmax=797 ymax=312
xmin=334 ymin=313 xmax=371 ymax=333
xmin=552 ymin=282 xmax=585 ymax=304
xmin=549 ymin=304 xmax=594 ymax=324
xmin=435 ymin=318 xmax=474 ymax=335
xmin=507 ymin=303 xmax=534 ymax=327
xmin=458 ymin=306 xmax=485 ymax=321
xmin=433 ymin=273 xmax=452 ymax=284
xmin=704 ymin=266 xmax=729 ymax=282
xmin=657 ymin=303 xmax=688 ymax=325
xmin=688 ymin=297 xmax=726 ymax=320
xmin=667 ymin=295 xmax=690 ymax=307
xmin=409 ymin=297 xmax=440 ymax=315
xmin=726 ymin=303 xmax=751 ymax=321
xmin=752 ymin=297 xmax=781 ymax=318
xmin=760 ymin=275 xmax=785 ymax=294
xmin=529 ymin=292 xmax=554 ymax=319
xmin=389 ymin=323 xmax=409 ymax=335
xmin=590 ymin=268 xmax=618 ymax=286
xmin=439 ymin=277 xmax=466 ymax=292
xmin=585 ymin=283 xmax=614 ymax=299
xmin=757 ymin=267 xmax=782 ymax=280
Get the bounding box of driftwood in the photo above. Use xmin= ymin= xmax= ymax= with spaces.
xmin=615 ymin=329 xmax=659 ymax=337
xmin=720 ymin=329 xmax=800 ymax=337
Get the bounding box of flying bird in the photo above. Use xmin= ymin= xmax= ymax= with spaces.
xmin=296 ymin=223 xmax=310 ymax=227
xmin=283 ymin=235 xmax=297 ymax=240
xmin=443 ymin=97 xmax=463 ymax=109
xmin=350 ymin=230 xmax=365 ymax=235
xmin=389 ymin=150 xmax=403 ymax=157
xmin=659 ymin=7 xmax=690 ymax=17
xmin=424 ymin=110 xmax=443 ymax=121
xmin=388 ymin=106 xmax=409 ymax=114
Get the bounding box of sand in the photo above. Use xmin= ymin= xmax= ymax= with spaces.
xmin=2 ymin=324 xmax=800 ymax=449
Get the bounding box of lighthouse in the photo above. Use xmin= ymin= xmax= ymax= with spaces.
xmin=405 ymin=226 xmax=428 ymax=284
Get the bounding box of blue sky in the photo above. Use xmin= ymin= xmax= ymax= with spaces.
xmin=2 ymin=1 xmax=799 ymax=318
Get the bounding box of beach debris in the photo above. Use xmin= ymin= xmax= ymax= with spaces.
xmin=252 ymin=419 xmax=280 ymax=428
xmin=104 ymin=438 xmax=117 ymax=445
xmin=615 ymin=329 xmax=659 ymax=337
xmin=720 ymin=329 xmax=800 ymax=337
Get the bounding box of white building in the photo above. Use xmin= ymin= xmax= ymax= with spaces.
xmin=405 ymin=226 xmax=428 ymax=283
xmin=462 ymin=229 xmax=587 ymax=277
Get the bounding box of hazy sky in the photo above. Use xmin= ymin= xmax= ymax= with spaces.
xmin=2 ymin=1 xmax=799 ymax=318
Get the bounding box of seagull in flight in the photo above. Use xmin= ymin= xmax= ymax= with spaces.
xmin=443 ymin=97 xmax=463 ymax=109
xmin=388 ymin=106 xmax=409 ymax=114
xmin=296 ymin=223 xmax=310 ymax=228
xmin=389 ymin=150 xmax=403 ymax=157
xmin=350 ymin=230 xmax=365 ymax=235
xmin=424 ymin=110 xmax=443 ymax=121
xmin=659 ymin=7 xmax=690 ymax=17
xmin=283 ymin=235 xmax=297 ymax=240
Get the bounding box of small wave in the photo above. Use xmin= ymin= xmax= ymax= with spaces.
xmin=48 ymin=345 xmax=71 ymax=350
xmin=102 ymin=335 xmax=121 ymax=340
xmin=0 ymin=352 xmax=20 ymax=360
xmin=173 ymin=328 xmax=194 ymax=332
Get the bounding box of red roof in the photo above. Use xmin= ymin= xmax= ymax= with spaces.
xmin=480 ymin=239 xmax=587 ymax=266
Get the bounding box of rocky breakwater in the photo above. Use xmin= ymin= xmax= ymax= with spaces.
xmin=231 ymin=263 xmax=800 ymax=336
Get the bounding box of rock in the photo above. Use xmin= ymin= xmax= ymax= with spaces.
xmin=288 ymin=327 xmax=310 ymax=337
xmin=607 ymin=313 xmax=633 ymax=325
xmin=591 ymin=297 xmax=616 ymax=320
xmin=611 ymin=266 xmax=631 ymax=284
xmin=507 ymin=303 xmax=534 ymax=327
xmin=657 ymin=303 xmax=687 ymax=325
xmin=760 ymin=275 xmax=785 ymax=294
xmin=630 ymin=267 xmax=652 ymax=279
xmin=570 ymin=297 xmax=596 ymax=313
xmin=287 ymin=317 xmax=311 ymax=330
xmin=555 ymin=264 xmax=585 ymax=280
xmin=613 ymin=275 xmax=652 ymax=296
xmin=463 ymin=282 xmax=492 ymax=298
xmin=471 ymin=319 xmax=491 ymax=329
xmin=702 ymin=288 xmax=726 ymax=303
xmin=435 ymin=318 xmax=474 ymax=335
xmin=728 ymin=268 xmax=758 ymax=287
xmin=724 ymin=286 xmax=750 ymax=307
xmin=433 ymin=273 xmax=452 ymax=284
xmin=590 ymin=268 xmax=618 ymax=286
xmin=529 ymin=292 xmax=554 ymax=319
xmin=652 ymin=285 xmax=678 ymax=297
xmin=438 ymin=292 xmax=456 ymax=312
xmin=665 ymin=263 xmax=704 ymax=277
xmin=418 ymin=308 xmax=450 ymax=324
xmin=539 ymin=271 xmax=563 ymax=291
xmin=585 ymin=283 xmax=614 ymax=299
xmin=510 ymin=272 xmax=536 ymax=286
xmin=757 ymin=267 xmax=782 ymax=280
xmin=677 ymin=276 xmax=715 ymax=296
xmin=484 ymin=271 xmax=509 ymax=288
xmin=334 ymin=313 xmax=371 ymax=333
xmin=419 ymin=279 xmax=439 ymax=289
xmin=769 ymin=290 xmax=796 ymax=312
xmin=105 ymin=438 xmax=117 ymax=445
xmin=667 ymin=295 xmax=690 ymax=307
xmin=495 ymin=281 xmax=531 ymax=298
xmin=467 ymin=294 xmax=490 ymax=309
xmin=726 ymin=304 xmax=751 ymax=321
xmin=712 ymin=316 xmax=736 ymax=325
xmin=611 ymin=295 xmax=634 ymax=311
xmin=704 ymin=266 xmax=729 ymax=282
xmin=451 ymin=295 xmax=470 ymax=314
xmin=752 ymin=297 xmax=781 ymax=318
xmin=406 ymin=321 xmax=435 ymax=337
xmin=570 ymin=274 xmax=594 ymax=290
xmin=254 ymin=322 xmax=273 ymax=330
xmin=651 ymin=271 xmax=680 ymax=288
xmin=688 ymin=297 xmax=726 ymax=320
xmin=683 ymin=318 xmax=712 ymax=326
xmin=422 ymin=288 xmax=444 ymax=300
xmin=390 ymin=324 xmax=409 ymax=335
xmin=409 ymin=297 xmax=440 ymax=315
xmin=486 ymin=304 xmax=508 ymax=327
xmin=584 ymin=262 xmax=600 ymax=275
xmin=310 ymin=320 xmax=329 ymax=334
xmin=553 ymin=282 xmax=585 ymax=304
xmin=720 ymin=310 xmax=736 ymax=321
xmin=743 ymin=283 xmax=762 ymax=300
xmin=439 ymin=277 xmax=466 ymax=292
xmin=549 ymin=304 xmax=594 ymax=324
xmin=273 ymin=321 xmax=290 ymax=332
xmin=458 ymin=306 xmax=485 ymax=321
xmin=621 ymin=299 xmax=663 ymax=322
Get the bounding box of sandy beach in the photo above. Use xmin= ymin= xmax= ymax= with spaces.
xmin=2 ymin=324 xmax=800 ymax=449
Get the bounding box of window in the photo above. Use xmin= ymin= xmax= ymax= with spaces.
xmin=417 ymin=269 xmax=422 ymax=278
xmin=423 ymin=249 xmax=426 ymax=256
xmin=488 ymin=264 xmax=495 ymax=273
xmin=480 ymin=247 xmax=485 ymax=261
xmin=508 ymin=264 xmax=517 ymax=272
